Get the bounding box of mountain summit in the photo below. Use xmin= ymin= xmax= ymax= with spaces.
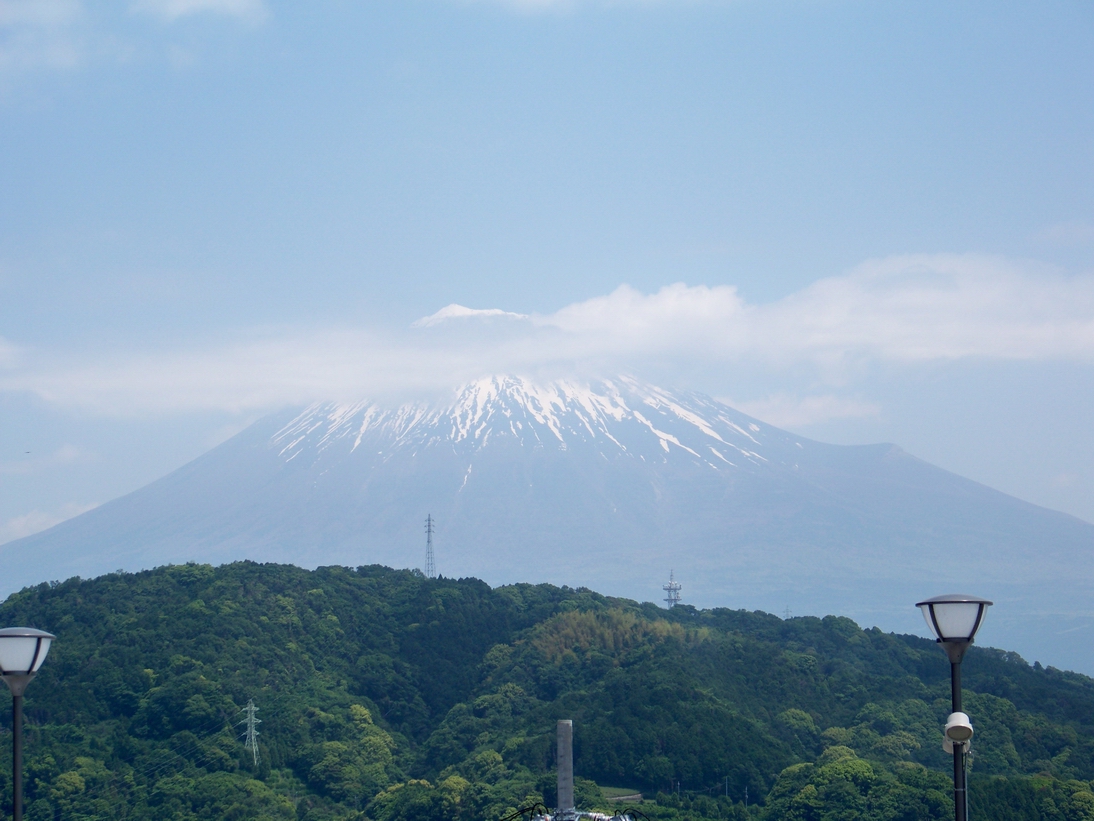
xmin=275 ymin=375 xmax=785 ymax=470
xmin=3 ymin=375 xmax=1092 ymax=672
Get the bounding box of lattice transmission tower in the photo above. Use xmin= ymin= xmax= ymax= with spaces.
xmin=239 ymin=699 xmax=261 ymax=765
xmin=424 ymin=514 xmax=436 ymax=579
xmin=663 ymin=569 xmax=682 ymax=609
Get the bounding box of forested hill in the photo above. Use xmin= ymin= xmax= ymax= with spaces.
xmin=0 ymin=563 xmax=1092 ymax=821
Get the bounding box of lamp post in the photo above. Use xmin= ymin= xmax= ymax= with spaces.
xmin=915 ymin=595 xmax=991 ymax=821
xmin=0 ymin=628 xmax=54 ymax=821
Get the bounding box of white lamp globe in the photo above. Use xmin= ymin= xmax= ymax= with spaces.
xmin=0 ymin=628 xmax=54 ymax=677
xmin=916 ymin=595 xmax=992 ymax=643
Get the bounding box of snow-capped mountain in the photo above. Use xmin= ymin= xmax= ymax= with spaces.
xmin=3 ymin=375 xmax=1093 ymax=673
xmin=273 ymin=375 xmax=781 ymax=470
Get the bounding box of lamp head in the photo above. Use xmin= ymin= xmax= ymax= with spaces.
xmin=0 ymin=627 xmax=55 ymax=697
xmin=916 ymin=594 xmax=992 ymax=663
xmin=944 ymin=711 xmax=974 ymax=743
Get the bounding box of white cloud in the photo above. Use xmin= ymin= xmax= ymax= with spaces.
xmin=456 ymin=0 xmax=689 ymax=12
xmin=0 ymin=0 xmax=263 ymax=80
xmin=0 ymin=0 xmax=83 ymax=74
xmin=1 ymin=254 xmax=1092 ymax=415
xmin=0 ymin=502 xmax=97 ymax=545
xmin=131 ymin=0 xmax=265 ymax=22
xmin=412 ymin=303 xmax=529 ymax=327
xmin=0 ymin=0 xmax=80 ymax=26
xmin=0 ymin=331 xmax=423 ymax=413
xmin=764 ymin=254 xmax=1094 ymax=365
xmin=535 ymin=254 xmax=1094 ymax=366
xmin=721 ymin=393 xmax=881 ymax=429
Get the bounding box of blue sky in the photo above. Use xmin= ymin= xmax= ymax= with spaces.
xmin=1 ymin=0 xmax=1093 ymax=548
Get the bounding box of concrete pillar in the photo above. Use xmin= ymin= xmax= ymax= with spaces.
xmin=557 ymin=719 xmax=574 ymax=813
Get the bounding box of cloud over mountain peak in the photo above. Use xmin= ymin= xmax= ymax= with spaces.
xmin=1 ymin=254 xmax=1090 ymax=417
xmin=412 ymin=304 xmax=530 ymax=327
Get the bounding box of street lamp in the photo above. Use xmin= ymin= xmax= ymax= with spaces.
xmin=0 ymin=628 xmax=54 ymax=821
xmin=916 ymin=595 xmax=991 ymax=821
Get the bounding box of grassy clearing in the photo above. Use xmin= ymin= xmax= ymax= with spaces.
xmin=601 ymin=786 xmax=644 ymax=799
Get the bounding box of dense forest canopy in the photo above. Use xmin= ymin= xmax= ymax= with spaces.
xmin=0 ymin=562 xmax=1089 ymax=820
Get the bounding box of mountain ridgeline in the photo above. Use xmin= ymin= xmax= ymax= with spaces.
xmin=4 ymin=375 xmax=1093 ymax=674
xmin=0 ymin=562 xmax=1092 ymax=820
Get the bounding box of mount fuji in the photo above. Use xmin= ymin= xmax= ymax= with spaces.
xmin=3 ymin=375 xmax=1093 ymax=672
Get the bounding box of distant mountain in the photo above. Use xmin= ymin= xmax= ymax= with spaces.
xmin=3 ymin=375 xmax=1092 ymax=672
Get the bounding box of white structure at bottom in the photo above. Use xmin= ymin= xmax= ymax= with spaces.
xmin=542 ymin=720 xmax=634 ymax=821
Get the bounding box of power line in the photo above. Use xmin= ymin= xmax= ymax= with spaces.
xmin=58 ymin=713 xmax=244 ymax=821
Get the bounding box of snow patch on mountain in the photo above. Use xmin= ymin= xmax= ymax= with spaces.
xmin=271 ymin=375 xmax=796 ymax=471
xmin=412 ymin=304 xmax=529 ymax=327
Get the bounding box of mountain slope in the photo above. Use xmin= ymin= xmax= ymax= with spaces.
xmin=2 ymin=375 xmax=1092 ymax=672
xmin=2 ymin=562 xmax=1093 ymax=821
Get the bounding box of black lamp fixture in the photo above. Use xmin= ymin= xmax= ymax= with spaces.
xmin=915 ymin=594 xmax=991 ymax=821
xmin=0 ymin=628 xmax=55 ymax=821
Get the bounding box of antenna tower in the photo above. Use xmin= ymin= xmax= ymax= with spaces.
xmin=239 ymin=699 xmax=261 ymax=765
xmin=425 ymin=514 xmax=436 ymax=579
xmin=663 ymin=569 xmax=682 ymax=609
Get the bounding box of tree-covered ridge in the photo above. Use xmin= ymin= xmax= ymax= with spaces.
xmin=0 ymin=562 xmax=1089 ymax=820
